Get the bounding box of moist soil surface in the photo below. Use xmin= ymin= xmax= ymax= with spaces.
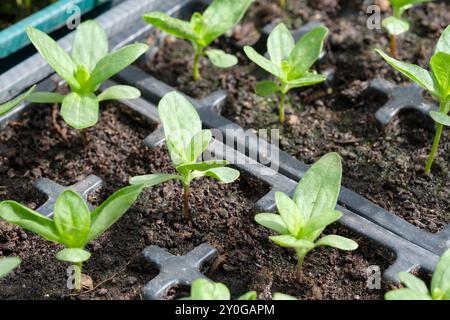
xmin=141 ymin=0 xmax=450 ymax=233
xmin=0 ymin=102 xmax=391 ymax=300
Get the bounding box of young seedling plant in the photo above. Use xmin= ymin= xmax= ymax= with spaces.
xmin=244 ymin=23 xmax=328 ymax=124
xmin=26 ymin=20 xmax=148 ymax=129
xmin=382 ymin=0 xmax=433 ymax=57
xmin=0 ymin=85 xmax=35 ymax=116
xmin=0 ymin=185 xmax=144 ymax=291
xmin=182 ymin=278 xmax=297 ymax=300
xmin=385 ymin=248 xmax=450 ymax=300
xmin=143 ymin=0 xmax=254 ymax=81
xmin=255 ymin=152 xmax=358 ymax=279
xmin=0 ymin=257 xmax=21 ymax=279
xmin=130 ymin=91 xmax=240 ymax=220
xmin=376 ymin=24 xmax=450 ymax=174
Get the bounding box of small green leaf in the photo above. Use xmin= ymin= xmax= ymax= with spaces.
xmin=273 ymin=293 xmax=297 ymax=300
xmin=72 ymin=20 xmax=108 ymax=72
xmin=275 ymin=192 xmax=303 ymax=236
xmin=61 ymin=93 xmax=99 ymax=129
xmin=0 ymin=201 xmax=60 ymax=243
xmin=430 ymin=52 xmax=450 ymax=98
xmin=294 ymin=152 xmax=342 ymax=221
xmin=267 ymin=23 xmax=295 ymax=66
xmin=269 ymin=235 xmax=315 ymax=249
xmin=303 ymin=210 xmax=342 ymax=234
xmin=382 ymin=16 xmax=410 ymax=36
xmin=177 ymin=160 xmax=229 ymax=173
xmin=129 ymin=173 xmax=181 ymax=186
xmin=288 ymin=25 xmax=329 ymax=78
xmin=0 ymin=85 xmax=35 ymax=115
xmin=26 ymin=27 xmax=80 ymax=91
xmin=315 ymin=235 xmax=358 ymax=250
xmin=255 ymin=213 xmax=289 ymax=235
xmin=201 ymin=0 xmax=254 ymax=46
xmin=376 ymin=49 xmax=439 ymax=96
xmin=200 ymin=167 xmax=240 ymax=183
xmin=98 ymin=85 xmax=141 ymax=102
xmin=28 ymin=92 xmax=64 ymax=104
xmin=238 ymin=291 xmax=257 ymax=300
xmin=53 ymin=190 xmax=91 ymax=248
xmin=56 ymin=248 xmax=91 ymax=263
xmin=431 ymin=249 xmax=450 ymax=300
xmin=87 ymin=43 xmax=148 ymax=90
xmin=87 ymin=185 xmax=144 ymax=243
xmin=255 ymin=81 xmax=280 ymax=97
xmin=436 ymin=23 xmax=450 ymax=54
xmin=186 ymin=129 xmax=212 ymax=163
xmin=159 ymin=92 xmax=202 ymax=166
xmin=0 ymin=257 xmax=21 ymax=279
xmin=385 ymin=288 xmax=431 ymax=300
xmin=143 ymin=12 xmax=197 ymax=41
xmin=190 ymin=279 xmax=231 ymax=300
xmin=430 ymin=111 xmax=450 ymax=126
xmin=398 ymin=272 xmax=429 ymax=295
xmin=205 ymin=49 xmax=238 ymax=68
xmin=244 ymin=46 xmax=281 ymax=78
xmin=286 ymin=73 xmax=327 ymax=90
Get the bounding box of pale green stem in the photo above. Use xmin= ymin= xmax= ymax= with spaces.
xmin=183 ymin=183 xmax=190 ymax=221
xmin=74 ymin=262 xmax=82 ymax=291
xmin=425 ymin=100 xmax=447 ymax=174
xmin=193 ymin=53 xmax=201 ymax=81
xmin=279 ymin=92 xmax=286 ymax=125
xmin=295 ymin=249 xmax=309 ymax=280
xmin=279 ymin=0 xmax=286 ymax=9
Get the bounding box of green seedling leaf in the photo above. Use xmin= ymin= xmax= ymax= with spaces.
xmin=54 ymin=190 xmax=91 ymax=248
xmin=436 ymin=24 xmax=450 ymax=54
xmin=386 ymin=248 xmax=450 ymax=300
xmin=26 ymin=21 xmax=147 ymax=130
xmin=0 ymin=185 xmax=143 ymax=290
xmin=72 ymin=20 xmax=108 ymax=72
xmin=26 ymin=26 xmax=80 ymax=90
xmin=0 ymin=85 xmax=35 ymax=115
xmin=143 ymin=12 xmax=196 ymax=41
xmin=205 ymin=49 xmax=238 ymax=68
xmin=268 ymin=23 xmax=295 ymax=66
xmin=272 ymin=293 xmax=297 ymax=300
xmin=254 ymin=213 xmax=289 ymax=235
xmin=131 ymin=92 xmax=240 ymax=220
xmin=28 ymin=92 xmax=64 ymax=103
xmin=430 ymin=111 xmax=450 ymax=126
xmin=61 ymin=93 xmax=99 ymax=129
xmin=255 ymin=81 xmax=280 ymax=97
xmin=376 ymin=49 xmax=439 ymax=96
xmin=382 ymin=16 xmax=410 ymax=36
xmin=255 ymin=152 xmax=358 ymax=274
xmin=56 ymin=248 xmax=91 ymax=263
xmin=129 ymin=173 xmax=181 ymax=186
xmin=238 ymin=291 xmax=258 ymax=300
xmin=244 ymin=23 xmax=328 ymax=124
xmin=143 ymin=0 xmax=253 ymax=80
xmin=0 ymin=257 xmax=21 ymax=279
xmin=98 ymin=85 xmax=141 ymax=102
xmin=377 ymin=25 xmax=450 ymax=173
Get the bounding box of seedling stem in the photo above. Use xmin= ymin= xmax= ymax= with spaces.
xmin=389 ymin=34 xmax=398 ymax=58
xmin=279 ymin=92 xmax=286 ymax=124
xmin=183 ymin=184 xmax=190 ymax=220
xmin=425 ymin=100 xmax=447 ymax=174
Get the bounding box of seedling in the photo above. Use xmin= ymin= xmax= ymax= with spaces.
xmin=279 ymin=0 xmax=286 ymax=9
xmin=182 ymin=278 xmax=297 ymax=300
xmin=0 ymin=185 xmax=144 ymax=291
xmin=0 ymin=257 xmax=21 ymax=279
xmin=244 ymin=23 xmax=328 ymax=124
xmin=0 ymin=85 xmax=35 ymax=116
xmin=142 ymin=0 xmax=254 ymax=81
xmin=382 ymin=0 xmax=433 ymax=57
xmin=26 ymin=20 xmax=148 ymax=129
xmin=376 ymin=24 xmax=450 ymax=174
xmin=130 ymin=91 xmax=240 ymax=220
xmin=385 ymin=248 xmax=450 ymax=300
xmin=255 ymin=152 xmax=358 ymax=278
